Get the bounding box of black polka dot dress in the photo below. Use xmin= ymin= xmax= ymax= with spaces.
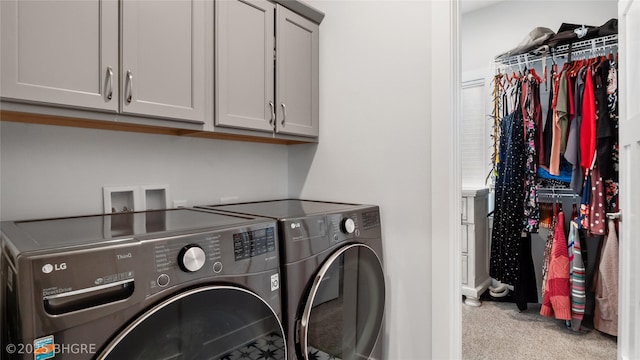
xmin=490 ymin=103 xmax=527 ymax=286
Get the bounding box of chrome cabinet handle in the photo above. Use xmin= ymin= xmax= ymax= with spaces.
xmin=281 ymin=103 xmax=286 ymax=126
xmin=269 ymin=101 xmax=275 ymax=125
xmin=126 ymin=70 xmax=133 ymax=103
xmin=106 ymin=66 xmax=113 ymax=101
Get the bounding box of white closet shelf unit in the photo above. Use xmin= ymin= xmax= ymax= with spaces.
xmin=495 ymin=34 xmax=618 ymax=70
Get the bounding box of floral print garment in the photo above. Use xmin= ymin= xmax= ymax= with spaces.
xmin=605 ymin=59 xmax=619 ymax=213
xmin=523 ymin=77 xmax=540 ymax=233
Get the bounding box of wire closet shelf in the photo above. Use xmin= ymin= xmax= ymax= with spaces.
xmin=494 ymin=34 xmax=618 ymax=70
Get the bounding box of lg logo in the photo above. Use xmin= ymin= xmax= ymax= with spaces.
xmin=290 ymin=222 xmax=301 ymax=229
xmin=42 ymin=263 xmax=67 ymax=274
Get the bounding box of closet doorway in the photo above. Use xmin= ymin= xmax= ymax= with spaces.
xmin=458 ymin=1 xmax=640 ymax=358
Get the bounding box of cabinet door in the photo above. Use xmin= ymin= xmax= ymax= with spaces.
xmin=121 ymin=0 xmax=205 ymax=123
xmin=276 ymin=5 xmax=319 ymax=137
xmin=0 ymin=0 xmax=119 ymax=111
xmin=215 ymin=0 xmax=275 ymax=132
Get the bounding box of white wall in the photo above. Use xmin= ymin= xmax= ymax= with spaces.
xmin=0 ymin=121 xmax=289 ymax=220
xmin=462 ymin=0 xmax=618 ymax=74
xmin=290 ymin=1 xmax=435 ymax=359
xmin=1 ymin=1 xmax=453 ymax=359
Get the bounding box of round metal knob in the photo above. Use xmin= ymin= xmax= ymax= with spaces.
xmin=341 ymin=218 xmax=356 ymax=234
xmin=178 ymin=245 xmax=206 ymax=272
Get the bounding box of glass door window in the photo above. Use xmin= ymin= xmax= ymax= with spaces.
xmin=299 ymin=244 xmax=385 ymax=360
xmin=99 ymin=286 xmax=286 ymax=360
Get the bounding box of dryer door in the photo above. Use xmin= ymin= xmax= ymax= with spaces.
xmin=97 ymin=286 xmax=286 ymax=360
xmin=298 ymin=244 xmax=385 ymax=360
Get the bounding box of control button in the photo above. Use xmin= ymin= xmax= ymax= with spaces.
xmin=355 ymin=229 xmax=361 ymax=237
xmin=213 ymin=262 xmax=223 ymax=273
xmin=341 ymin=218 xmax=356 ymax=234
xmin=157 ymin=274 xmax=170 ymax=287
xmin=178 ymin=245 xmax=206 ymax=272
xmin=333 ymin=234 xmax=339 ymax=242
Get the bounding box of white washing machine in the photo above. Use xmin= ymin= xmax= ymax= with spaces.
xmin=1 ymin=208 xmax=286 ymax=359
xmin=197 ymin=199 xmax=386 ymax=360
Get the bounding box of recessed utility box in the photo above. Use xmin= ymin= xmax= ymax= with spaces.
xmin=103 ymin=184 xmax=171 ymax=214
xmin=141 ymin=185 xmax=170 ymax=211
xmin=103 ymin=186 xmax=137 ymax=213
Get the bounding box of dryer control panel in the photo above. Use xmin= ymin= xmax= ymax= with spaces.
xmin=279 ymin=206 xmax=382 ymax=264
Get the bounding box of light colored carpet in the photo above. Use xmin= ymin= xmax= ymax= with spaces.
xmin=462 ymin=301 xmax=617 ymax=360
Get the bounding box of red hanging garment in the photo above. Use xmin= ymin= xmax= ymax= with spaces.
xmin=540 ymin=210 xmax=571 ymax=320
xmin=580 ymin=68 xmax=597 ymax=170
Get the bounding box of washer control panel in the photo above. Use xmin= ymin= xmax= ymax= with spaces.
xmin=148 ymin=223 xmax=278 ymax=296
xmin=153 ymin=234 xmax=221 ymax=275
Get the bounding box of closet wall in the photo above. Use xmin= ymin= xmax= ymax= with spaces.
xmin=462 ymin=1 xmax=617 ymax=76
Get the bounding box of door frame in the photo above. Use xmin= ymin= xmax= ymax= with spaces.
xmin=431 ymin=0 xmax=461 ymax=358
xmin=447 ymin=1 xmax=637 ymax=360
xmin=617 ymin=1 xmax=639 ymax=358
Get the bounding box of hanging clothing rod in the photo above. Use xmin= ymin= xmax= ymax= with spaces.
xmin=495 ymin=34 xmax=618 ymax=69
xmin=537 ymin=187 xmax=580 ymax=201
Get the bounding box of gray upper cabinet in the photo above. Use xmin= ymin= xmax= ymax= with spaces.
xmin=275 ymin=5 xmax=319 ymax=137
xmin=0 ymin=0 xmax=119 ymax=111
xmin=1 ymin=0 xmax=321 ymax=142
xmin=1 ymin=0 xmax=207 ymax=126
xmin=216 ymin=0 xmax=319 ymax=138
xmin=121 ymin=0 xmax=206 ymax=123
xmin=215 ymin=0 xmax=276 ymax=132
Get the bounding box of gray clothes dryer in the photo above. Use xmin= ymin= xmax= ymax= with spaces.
xmin=197 ymin=200 xmax=386 ymax=360
xmin=1 ymin=208 xmax=286 ymax=360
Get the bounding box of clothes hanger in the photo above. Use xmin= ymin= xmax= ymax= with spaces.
xmin=587 ymin=56 xmax=599 ymax=71
xmin=497 ymin=72 xmax=506 ymax=91
xmin=508 ymin=62 xmax=518 ymax=82
xmin=570 ymin=58 xmax=585 ymax=77
xmin=516 ymin=57 xmax=524 ymax=79
xmin=503 ymin=67 xmax=514 ymax=88
xmin=574 ymin=24 xmax=588 ymax=39
xmin=549 ymin=49 xmax=558 ymax=76
xmin=594 ymin=54 xmax=607 ymax=72
xmin=571 ymin=203 xmax=579 ymax=220
xmin=529 ymin=68 xmax=542 ymax=83
xmin=567 ymin=58 xmax=578 ymax=76
xmin=523 ymin=55 xmax=541 ymax=83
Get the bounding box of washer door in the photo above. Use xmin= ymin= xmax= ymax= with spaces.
xmin=298 ymin=244 xmax=385 ymax=360
xmin=98 ymin=286 xmax=286 ymax=360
